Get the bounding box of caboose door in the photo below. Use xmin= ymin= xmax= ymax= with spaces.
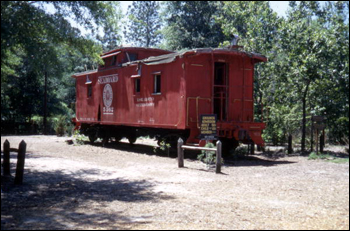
xmin=213 ymin=62 xmax=229 ymax=121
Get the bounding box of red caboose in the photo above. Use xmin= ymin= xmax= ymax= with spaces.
xmin=72 ymin=46 xmax=267 ymax=154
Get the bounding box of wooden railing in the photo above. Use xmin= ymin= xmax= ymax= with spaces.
xmin=177 ymin=138 xmax=222 ymax=174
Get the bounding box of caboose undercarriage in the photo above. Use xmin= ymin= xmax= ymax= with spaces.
xmin=80 ymin=123 xmax=190 ymax=147
xmin=79 ymin=121 xmax=263 ymax=155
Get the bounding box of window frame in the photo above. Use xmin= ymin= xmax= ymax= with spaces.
xmin=153 ymin=74 xmax=161 ymax=95
xmin=134 ymin=78 xmax=141 ymax=95
xmin=87 ymin=83 xmax=93 ymax=98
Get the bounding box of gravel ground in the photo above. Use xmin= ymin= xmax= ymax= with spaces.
xmin=1 ymin=135 xmax=349 ymax=230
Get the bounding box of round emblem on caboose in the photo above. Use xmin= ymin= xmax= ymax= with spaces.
xmin=103 ymin=84 xmax=113 ymax=107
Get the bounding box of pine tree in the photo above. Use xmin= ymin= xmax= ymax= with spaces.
xmin=124 ymin=1 xmax=162 ymax=47
xmin=164 ymin=1 xmax=225 ymax=50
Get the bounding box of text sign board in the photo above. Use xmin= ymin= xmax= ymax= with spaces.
xmin=312 ymin=115 xmax=326 ymax=131
xmin=312 ymin=116 xmax=325 ymax=122
xmin=200 ymin=114 xmax=218 ymax=140
xmin=313 ymin=123 xmax=326 ymax=130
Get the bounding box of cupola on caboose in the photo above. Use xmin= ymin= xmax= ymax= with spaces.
xmin=72 ymin=46 xmax=267 ymax=154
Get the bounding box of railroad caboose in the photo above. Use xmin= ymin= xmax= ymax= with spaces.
xmin=72 ymin=46 xmax=267 ymax=153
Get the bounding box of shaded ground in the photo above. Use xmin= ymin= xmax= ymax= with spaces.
xmin=1 ymin=135 xmax=349 ymax=230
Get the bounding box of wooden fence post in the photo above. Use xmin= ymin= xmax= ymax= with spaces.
xmin=216 ymin=141 xmax=222 ymax=174
xmin=320 ymin=131 xmax=325 ymax=153
xmin=311 ymin=123 xmax=314 ymax=152
xmin=177 ymin=138 xmax=184 ymax=168
xmin=3 ymin=140 xmax=11 ymax=176
xmin=250 ymin=143 xmax=255 ymax=155
xmin=316 ymin=129 xmax=319 ymax=155
xmin=14 ymin=140 xmax=26 ymax=185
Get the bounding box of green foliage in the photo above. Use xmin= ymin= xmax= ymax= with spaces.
xmin=329 ymin=158 xmax=349 ymax=164
xmin=73 ymin=130 xmax=89 ymax=145
xmin=158 ymin=140 xmax=171 ymax=151
xmin=197 ymin=143 xmax=223 ymax=165
xmin=53 ymin=115 xmax=68 ymax=136
xmin=216 ymin=1 xmax=349 ymax=146
xmin=1 ymin=1 xmax=122 ymax=133
xmin=163 ymin=1 xmax=225 ymax=50
xmin=97 ymin=2 xmax=122 ymax=52
xmin=231 ymin=146 xmax=249 ymax=160
xmin=308 ymin=152 xmax=329 ymax=160
xmin=31 ymin=116 xmax=57 ymax=134
xmin=308 ymin=152 xmax=349 ymax=164
xmin=124 ymin=1 xmax=162 ymax=47
xmin=263 ymin=104 xmax=303 ymax=145
xmin=217 ymin=1 xmax=281 ymax=53
xmin=153 ymin=140 xmax=171 ymax=156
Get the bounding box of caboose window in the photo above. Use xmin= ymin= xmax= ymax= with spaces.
xmin=126 ymin=52 xmax=138 ymax=62
xmin=86 ymin=75 xmax=93 ymax=98
xmin=111 ymin=55 xmax=117 ymax=66
xmin=87 ymin=84 xmax=92 ymax=98
xmin=135 ymin=78 xmax=141 ymax=94
xmin=153 ymin=74 xmax=161 ymax=94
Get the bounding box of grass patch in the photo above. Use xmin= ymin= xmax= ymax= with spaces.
xmin=308 ymin=152 xmax=349 ymax=164
xmin=329 ymin=158 xmax=349 ymax=164
xmin=308 ymin=152 xmax=331 ymax=160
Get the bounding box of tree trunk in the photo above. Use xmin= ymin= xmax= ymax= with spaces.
xmin=301 ymin=97 xmax=306 ymax=153
xmin=288 ymin=134 xmax=293 ymax=154
xmin=43 ymin=70 xmax=48 ymax=135
xmin=301 ymin=81 xmax=310 ymax=153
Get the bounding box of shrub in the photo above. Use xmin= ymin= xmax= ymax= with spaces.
xmin=230 ymin=146 xmax=249 ymax=160
xmin=54 ymin=115 xmax=68 ymax=136
xmin=197 ymin=142 xmax=216 ymax=164
xmin=73 ymin=130 xmax=88 ymax=145
xmin=154 ymin=140 xmax=171 ymax=156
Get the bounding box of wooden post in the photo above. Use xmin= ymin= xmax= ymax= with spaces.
xmin=311 ymin=122 xmax=314 ymax=152
xmin=316 ymin=129 xmax=319 ymax=155
xmin=177 ymin=138 xmax=184 ymax=168
xmin=257 ymin=145 xmax=262 ymax=152
xmin=216 ymin=141 xmax=222 ymax=174
xmin=14 ymin=140 xmax=26 ymax=185
xmin=320 ymin=131 xmax=325 ymax=153
xmin=250 ymin=143 xmax=255 ymax=155
xmin=3 ymin=140 xmax=11 ymax=176
xmin=288 ymin=134 xmax=293 ymax=154
xmin=43 ymin=70 xmax=48 ymax=135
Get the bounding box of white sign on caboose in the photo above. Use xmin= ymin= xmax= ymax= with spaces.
xmin=99 ymin=74 xmax=118 ymax=115
xmin=103 ymin=84 xmax=114 ymax=115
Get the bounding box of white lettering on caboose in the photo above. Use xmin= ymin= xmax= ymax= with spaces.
xmin=98 ymin=74 xmax=119 ymax=84
xmin=135 ymin=97 xmax=155 ymax=107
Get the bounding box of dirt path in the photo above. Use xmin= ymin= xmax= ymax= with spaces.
xmin=1 ymin=135 xmax=349 ymax=230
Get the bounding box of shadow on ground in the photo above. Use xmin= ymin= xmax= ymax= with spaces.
xmin=89 ymin=140 xmax=200 ymax=159
xmin=81 ymin=141 xmax=299 ymax=167
xmin=1 ymin=160 xmax=173 ymax=230
xmin=224 ymin=156 xmax=297 ymax=167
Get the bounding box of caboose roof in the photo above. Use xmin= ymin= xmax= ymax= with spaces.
xmin=72 ymin=47 xmax=267 ymax=77
xmin=122 ymin=47 xmax=267 ymax=66
xmin=102 ymin=47 xmax=174 ymax=57
xmin=72 ymin=69 xmax=98 ymax=78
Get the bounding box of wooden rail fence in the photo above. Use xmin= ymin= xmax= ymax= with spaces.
xmin=177 ymin=138 xmax=222 ymax=174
